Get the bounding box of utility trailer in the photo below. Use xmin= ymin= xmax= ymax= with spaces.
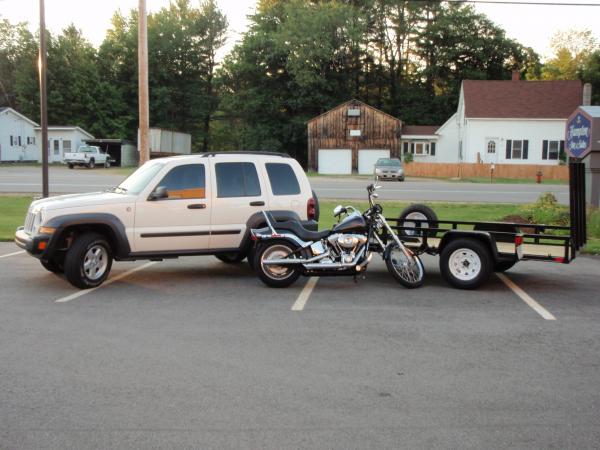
xmin=388 ymin=205 xmax=574 ymax=289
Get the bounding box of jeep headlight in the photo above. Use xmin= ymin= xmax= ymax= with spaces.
xmin=31 ymin=208 xmax=45 ymax=234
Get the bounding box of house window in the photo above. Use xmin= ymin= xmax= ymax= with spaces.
xmin=347 ymin=108 xmax=361 ymax=117
xmin=53 ymin=140 xmax=60 ymax=155
xmin=410 ymin=142 xmax=430 ymax=156
xmin=505 ymin=139 xmax=529 ymax=160
xmin=542 ymin=140 xmax=564 ymax=160
xmin=487 ymin=141 xmax=496 ymax=153
xmin=17 ymin=136 xmax=22 ymax=146
xmin=349 ymin=129 xmax=361 ymax=137
xmin=26 ymin=137 xmax=35 ymax=145
xmin=63 ymin=140 xmax=72 ymax=153
xmin=10 ymin=136 xmax=13 ymax=146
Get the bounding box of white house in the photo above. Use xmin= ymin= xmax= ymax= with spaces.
xmin=0 ymin=107 xmax=40 ymax=162
xmin=432 ymin=76 xmax=584 ymax=165
xmin=34 ymin=126 xmax=94 ymax=163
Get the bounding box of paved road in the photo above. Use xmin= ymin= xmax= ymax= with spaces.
xmin=1 ymin=242 xmax=599 ymax=449
xmin=0 ymin=165 xmax=569 ymax=203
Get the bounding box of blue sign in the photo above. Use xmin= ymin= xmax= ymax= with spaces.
xmin=566 ymin=112 xmax=592 ymax=159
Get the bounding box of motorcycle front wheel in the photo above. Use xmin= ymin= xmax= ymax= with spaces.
xmin=385 ymin=243 xmax=425 ymax=288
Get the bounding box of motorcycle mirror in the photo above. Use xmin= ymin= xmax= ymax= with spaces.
xmin=372 ymin=192 xmax=379 ymax=199
xmin=374 ymin=184 xmax=382 ymax=190
xmin=333 ymin=205 xmax=344 ymax=216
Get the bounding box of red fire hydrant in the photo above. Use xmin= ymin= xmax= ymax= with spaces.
xmin=536 ymin=171 xmax=543 ymax=184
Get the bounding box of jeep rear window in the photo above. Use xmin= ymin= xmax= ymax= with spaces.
xmin=266 ymin=163 xmax=300 ymax=195
xmin=215 ymin=162 xmax=261 ymax=198
xmin=116 ymin=161 xmax=165 ymax=194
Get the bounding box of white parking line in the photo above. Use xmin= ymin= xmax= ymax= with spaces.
xmin=291 ymin=277 xmax=319 ymax=311
xmin=55 ymin=262 xmax=157 ymax=303
xmin=0 ymin=250 xmax=25 ymax=259
xmin=496 ymin=273 xmax=556 ymax=321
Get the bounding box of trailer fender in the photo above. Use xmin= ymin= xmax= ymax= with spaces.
xmin=437 ymin=230 xmax=501 ymax=263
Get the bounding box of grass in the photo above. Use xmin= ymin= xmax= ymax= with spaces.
xmin=0 ymin=197 xmax=33 ymax=240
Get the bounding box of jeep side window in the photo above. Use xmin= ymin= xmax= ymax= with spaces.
xmin=215 ymin=162 xmax=261 ymax=198
xmin=266 ymin=163 xmax=300 ymax=195
xmin=154 ymin=164 xmax=206 ymax=199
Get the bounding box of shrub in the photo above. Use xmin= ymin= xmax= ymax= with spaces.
xmin=519 ymin=192 xmax=569 ymax=226
xmin=403 ymin=152 xmax=413 ymax=164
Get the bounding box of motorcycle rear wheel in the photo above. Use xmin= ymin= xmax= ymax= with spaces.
xmin=385 ymin=243 xmax=425 ymax=288
xmin=254 ymin=240 xmax=302 ymax=288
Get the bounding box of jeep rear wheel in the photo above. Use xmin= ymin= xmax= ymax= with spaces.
xmin=64 ymin=232 xmax=113 ymax=289
xmin=215 ymin=252 xmax=246 ymax=264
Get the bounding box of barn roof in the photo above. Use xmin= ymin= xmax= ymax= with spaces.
xmin=307 ymin=99 xmax=401 ymax=124
xmin=463 ymin=79 xmax=582 ymax=119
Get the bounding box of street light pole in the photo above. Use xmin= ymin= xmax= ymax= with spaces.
xmin=138 ymin=0 xmax=150 ymax=166
xmin=39 ymin=0 xmax=49 ymax=197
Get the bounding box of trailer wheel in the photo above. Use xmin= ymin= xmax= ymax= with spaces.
xmin=440 ymin=238 xmax=492 ymax=290
xmin=398 ymin=204 xmax=438 ymax=237
xmin=494 ymin=260 xmax=516 ymax=272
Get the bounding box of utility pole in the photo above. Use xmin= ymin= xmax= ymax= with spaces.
xmin=138 ymin=0 xmax=150 ymax=166
xmin=39 ymin=0 xmax=49 ymax=197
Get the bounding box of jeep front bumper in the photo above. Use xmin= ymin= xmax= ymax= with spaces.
xmin=14 ymin=227 xmax=53 ymax=259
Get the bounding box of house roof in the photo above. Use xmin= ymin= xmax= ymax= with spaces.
xmin=307 ymin=99 xmax=401 ymax=124
xmin=463 ymin=80 xmax=583 ymax=119
xmin=402 ymin=125 xmax=439 ymax=136
xmin=0 ymin=107 xmax=39 ymax=127
xmin=34 ymin=125 xmax=94 ymax=139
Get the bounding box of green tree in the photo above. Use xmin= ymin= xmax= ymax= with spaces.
xmin=0 ymin=19 xmax=38 ymax=116
xmin=542 ymin=29 xmax=598 ymax=80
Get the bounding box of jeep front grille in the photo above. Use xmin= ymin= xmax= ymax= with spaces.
xmin=24 ymin=211 xmax=35 ymax=234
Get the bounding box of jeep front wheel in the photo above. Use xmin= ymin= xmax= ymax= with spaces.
xmin=64 ymin=232 xmax=113 ymax=289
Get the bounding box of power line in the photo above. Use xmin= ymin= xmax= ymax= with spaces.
xmin=449 ymin=0 xmax=600 ymax=6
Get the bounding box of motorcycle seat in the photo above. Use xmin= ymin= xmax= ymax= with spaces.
xmin=274 ymin=220 xmax=331 ymax=242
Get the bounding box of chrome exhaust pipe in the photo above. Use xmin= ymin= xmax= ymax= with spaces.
xmin=263 ymin=252 xmax=330 ymax=265
xmin=303 ymin=248 xmax=366 ymax=270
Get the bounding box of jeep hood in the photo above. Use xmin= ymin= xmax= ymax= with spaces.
xmin=30 ymin=191 xmax=135 ymax=211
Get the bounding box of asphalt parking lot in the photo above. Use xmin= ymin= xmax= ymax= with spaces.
xmin=1 ymin=242 xmax=599 ymax=449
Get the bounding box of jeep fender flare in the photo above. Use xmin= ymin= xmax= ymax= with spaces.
xmin=44 ymin=213 xmax=131 ymax=259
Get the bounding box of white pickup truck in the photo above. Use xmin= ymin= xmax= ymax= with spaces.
xmin=64 ymin=145 xmax=113 ymax=169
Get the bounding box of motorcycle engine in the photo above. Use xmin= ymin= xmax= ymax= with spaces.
xmin=327 ymin=233 xmax=368 ymax=264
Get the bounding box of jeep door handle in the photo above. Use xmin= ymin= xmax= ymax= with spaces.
xmin=249 ymin=201 xmax=265 ymax=206
xmin=187 ymin=204 xmax=207 ymax=209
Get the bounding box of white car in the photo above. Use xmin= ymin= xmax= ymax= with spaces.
xmin=64 ymin=145 xmax=114 ymax=169
xmin=15 ymin=152 xmax=319 ymax=289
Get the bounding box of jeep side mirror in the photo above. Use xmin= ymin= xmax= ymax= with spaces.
xmin=149 ymin=186 xmax=168 ymax=200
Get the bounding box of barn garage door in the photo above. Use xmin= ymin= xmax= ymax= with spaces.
xmin=358 ymin=149 xmax=390 ymax=175
xmin=318 ymin=149 xmax=352 ymax=174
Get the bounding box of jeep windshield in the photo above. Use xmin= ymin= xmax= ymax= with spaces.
xmin=114 ymin=160 xmax=165 ymax=194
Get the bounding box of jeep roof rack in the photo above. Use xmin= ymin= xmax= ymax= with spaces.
xmin=200 ymin=151 xmax=291 ymax=158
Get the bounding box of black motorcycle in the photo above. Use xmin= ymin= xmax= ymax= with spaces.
xmin=250 ymin=183 xmax=425 ymax=288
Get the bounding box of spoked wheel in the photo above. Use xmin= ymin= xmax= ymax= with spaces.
xmin=254 ymin=240 xmax=301 ymax=288
xmin=385 ymin=243 xmax=425 ymax=288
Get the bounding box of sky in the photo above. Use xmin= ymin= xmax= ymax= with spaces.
xmin=0 ymin=0 xmax=599 ymax=61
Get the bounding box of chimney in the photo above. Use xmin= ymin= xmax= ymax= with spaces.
xmin=583 ymin=83 xmax=592 ymax=106
xmin=512 ymin=70 xmax=520 ymax=81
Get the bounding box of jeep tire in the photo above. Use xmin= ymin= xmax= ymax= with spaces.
xmin=64 ymin=232 xmax=113 ymax=289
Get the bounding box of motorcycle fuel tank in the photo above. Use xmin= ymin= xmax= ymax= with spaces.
xmin=332 ymin=212 xmax=367 ymax=234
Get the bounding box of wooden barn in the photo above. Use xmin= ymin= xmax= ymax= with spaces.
xmin=307 ymin=99 xmax=402 ymax=174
